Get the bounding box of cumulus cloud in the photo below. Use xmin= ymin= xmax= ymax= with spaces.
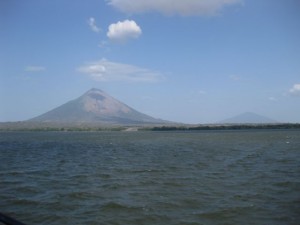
xmin=25 ymin=66 xmax=46 ymax=72
xmin=88 ymin=17 xmax=101 ymax=33
xmin=289 ymin=83 xmax=300 ymax=96
xmin=78 ymin=59 xmax=163 ymax=82
xmin=107 ymin=20 xmax=142 ymax=42
xmin=107 ymin=0 xmax=242 ymax=16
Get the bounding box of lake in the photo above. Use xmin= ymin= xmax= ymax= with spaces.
xmin=0 ymin=130 xmax=299 ymax=225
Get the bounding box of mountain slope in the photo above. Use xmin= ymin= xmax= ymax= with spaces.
xmin=29 ymin=88 xmax=167 ymax=124
xmin=219 ymin=112 xmax=277 ymax=124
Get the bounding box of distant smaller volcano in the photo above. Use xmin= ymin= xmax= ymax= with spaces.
xmin=29 ymin=88 xmax=168 ymax=125
xmin=219 ymin=112 xmax=278 ymax=124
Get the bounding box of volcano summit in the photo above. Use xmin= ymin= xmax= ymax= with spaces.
xmin=29 ymin=88 xmax=167 ymax=125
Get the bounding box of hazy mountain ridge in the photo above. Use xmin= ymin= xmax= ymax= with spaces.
xmin=29 ymin=88 xmax=169 ymax=125
xmin=219 ymin=112 xmax=278 ymax=124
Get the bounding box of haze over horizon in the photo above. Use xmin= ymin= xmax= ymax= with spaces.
xmin=1 ymin=0 xmax=300 ymax=123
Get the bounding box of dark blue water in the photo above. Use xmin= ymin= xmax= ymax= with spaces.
xmin=0 ymin=130 xmax=299 ymax=225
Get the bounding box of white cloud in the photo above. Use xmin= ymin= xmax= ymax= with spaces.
xmin=78 ymin=59 xmax=164 ymax=82
xmin=25 ymin=66 xmax=46 ymax=72
xmin=289 ymin=83 xmax=300 ymax=96
xmin=268 ymin=97 xmax=277 ymax=101
xmin=107 ymin=20 xmax=142 ymax=42
xmin=107 ymin=0 xmax=242 ymax=16
xmin=88 ymin=17 xmax=101 ymax=33
xmin=229 ymin=74 xmax=242 ymax=81
xmin=198 ymin=90 xmax=207 ymax=95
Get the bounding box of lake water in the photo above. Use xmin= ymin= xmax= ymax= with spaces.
xmin=0 ymin=130 xmax=299 ymax=225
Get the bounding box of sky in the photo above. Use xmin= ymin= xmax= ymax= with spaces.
xmin=1 ymin=0 xmax=300 ymax=123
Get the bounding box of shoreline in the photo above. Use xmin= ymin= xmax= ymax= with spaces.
xmin=0 ymin=122 xmax=300 ymax=132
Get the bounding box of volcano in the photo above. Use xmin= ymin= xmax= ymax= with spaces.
xmin=29 ymin=88 xmax=167 ymax=125
xmin=219 ymin=112 xmax=277 ymax=124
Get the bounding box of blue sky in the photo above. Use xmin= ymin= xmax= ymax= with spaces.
xmin=1 ymin=0 xmax=300 ymax=123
